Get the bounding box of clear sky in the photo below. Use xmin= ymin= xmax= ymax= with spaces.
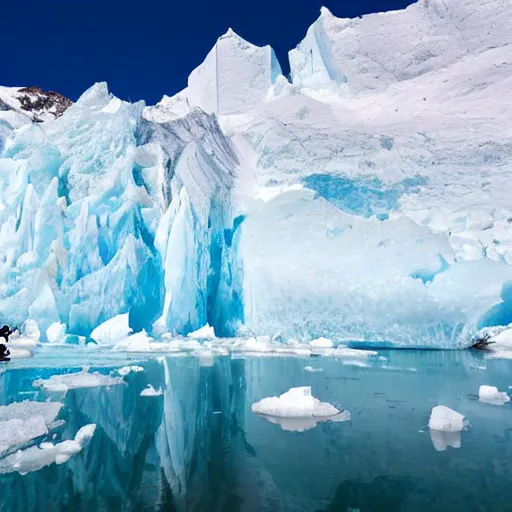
xmin=3 ymin=0 xmax=415 ymax=105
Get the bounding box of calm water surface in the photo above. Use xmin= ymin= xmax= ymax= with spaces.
xmin=0 ymin=348 xmax=511 ymax=512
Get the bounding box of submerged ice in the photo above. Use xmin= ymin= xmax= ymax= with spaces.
xmin=1 ymin=0 xmax=512 ymax=348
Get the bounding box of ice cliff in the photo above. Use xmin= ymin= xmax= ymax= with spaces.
xmin=1 ymin=0 xmax=512 ymax=347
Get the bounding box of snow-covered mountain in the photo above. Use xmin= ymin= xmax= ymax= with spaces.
xmin=1 ymin=0 xmax=511 ymax=347
xmin=0 ymin=86 xmax=72 ymax=121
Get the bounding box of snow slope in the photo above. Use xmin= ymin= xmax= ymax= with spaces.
xmin=1 ymin=0 xmax=511 ymax=347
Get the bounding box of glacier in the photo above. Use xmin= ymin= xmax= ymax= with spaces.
xmin=1 ymin=0 xmax=512 ymax=348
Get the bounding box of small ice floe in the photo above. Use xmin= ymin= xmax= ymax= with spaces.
xmin=333 ymin=346 xmax=378 ymax=359
xmin=309 ymin=337 xmax=334 ymax=349
xmin=113 ymin=330 xmax=152 ymax=352
xmin=116 ymin=365 xmax=144 ymax=377
xmin=252 ymin=386 xmax=348 ymax=432
xmin=478 ymin=385 xmax=510 ymax=405
xmin=0 ymin=424 xmax=96 ymax=475
xmin=473 ymin=327 xmax=512 ymax=359
xmin=0 ymin=401 xmax=63 ymax=457
xmin=428 ymin=405 xmax=465 ymax=451
xmin=187 ymin=324 xmax=216 ymax=339
xmin=233 ymin=337 xmax=271 ymax=354
xmin=140 ymin=385 xmax=163 ymax=397
xmin=343 ymin=360 xmax=371 ymax=368
xmin=33 ymin=368 xmax=124 ymax=393
xmin=304 ymin=366 xmax=323 ymax=373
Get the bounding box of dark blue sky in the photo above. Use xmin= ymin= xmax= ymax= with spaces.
xmin=3 ymin=0 xmax=415 ymax=105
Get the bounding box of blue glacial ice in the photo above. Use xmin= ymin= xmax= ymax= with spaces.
xmin=1 ymin=0 xmax=512 ymax=348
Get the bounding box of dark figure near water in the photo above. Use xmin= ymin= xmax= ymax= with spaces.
xmin=0 ymin=325 xmax=13 ymax=361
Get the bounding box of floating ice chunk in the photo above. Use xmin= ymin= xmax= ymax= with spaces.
xmin=309 ymin=337 xmax=334 ymax=349
xmin=90 ymin=314 xmax=132 ymax=345
xmin=429 ymin=429 xmax=462 ymax=452
xmin=22 ymin=319 xmax=40 ymax=340
xmin=304 ymin=366 xmax=323 ymax=373
xmin=113 ymin=330 xmax=152 ymax=352
xmin=333 ymin=347 xmax=378 ymax=359
xmin=480 ymin=328 xmax=512 ymax=359
xmin=0 ymin=416 xmax=48 ymax=455
xmin=55 ymin=439 xmax=82 ymax=464
xmin=478 ymin=385 xmax=510 ymax=405
xmin=0 ymin=423 xmax=96 ymax=474
xmin=0 ymin=401 xmax=63 ymax=456
xmin=342 ymin=360 xmax=371 ymax=368
xmin=33 ymin=368 xmax=124 ymax=393
xmin=490 ymin=328 xmax=512 ymax=347
xmin=187 ymin=323 xmax=216 ymax=339
xmin=46 ymin=322 xmax=66 ymax=343
xmin=252 ymin=386 xmax=340 ymax=418
xmin=0 ymin=401 xmax=63 ymax=424
xmin=235 ymin=337 xmax=271 ymax=353
xmin=428 ymin=406 xmax=465 ymax=432
xmin=428 ymin=406 xmax=465 ymax=451
xmin=140 ymin=385 xmax=163 ymax=397
xmin=74 ymin=423 xmax=97 ymax=445
xmin=116 ymin=365 xmax=144 ymax=377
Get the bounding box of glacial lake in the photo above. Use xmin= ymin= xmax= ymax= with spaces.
xmin=0 ymin=347 xmax=511 ymax=511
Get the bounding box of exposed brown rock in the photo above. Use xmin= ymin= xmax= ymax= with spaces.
xmin=17 ymin=86 xmax=73 ymax=119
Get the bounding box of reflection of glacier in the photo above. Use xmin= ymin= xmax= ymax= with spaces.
xmin=1 ymin=351 xmax=512 ymax=511
xmin=1 ymin=0 xmax=512 ymax=347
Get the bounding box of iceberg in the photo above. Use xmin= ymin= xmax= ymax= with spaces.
xmin=0 ymin=423 xmax=96 ymax=475
xmin=0 ymin=0 xmax=511 ymax=349
xmin=428 ymin=406 xmax=465 ymax=432
xmin=33 ymin=368 xmax=124 ymax=393
xmin=252 ymin=386 xmax=340 ymax=418
xmin=0 ymin=400 xmax=63 ymax=456
xmin=478 ymin=385 xmax=510 ymax=406
xmin=428 ymin=405 xmax=465 ymax=451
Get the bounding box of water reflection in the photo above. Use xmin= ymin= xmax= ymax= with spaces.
xmin=0 ymin=349 xmax=510 ymax=511
xmin=429 ymin=428 xmax=462 ymax=451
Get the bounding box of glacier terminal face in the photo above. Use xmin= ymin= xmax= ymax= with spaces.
xmin=1 ymin=0 xmax=512 ymax=347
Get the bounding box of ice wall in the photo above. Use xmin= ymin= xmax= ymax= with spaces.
xmin=1 ymin=0 xmax=512 ymax=348
xmin=289 ymin=0 xmax=512 ymax=95
xmin=0 ymin=83 xmax=241 ymax=338
xmin=186 ymin=29 xmax=282 ymax=116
